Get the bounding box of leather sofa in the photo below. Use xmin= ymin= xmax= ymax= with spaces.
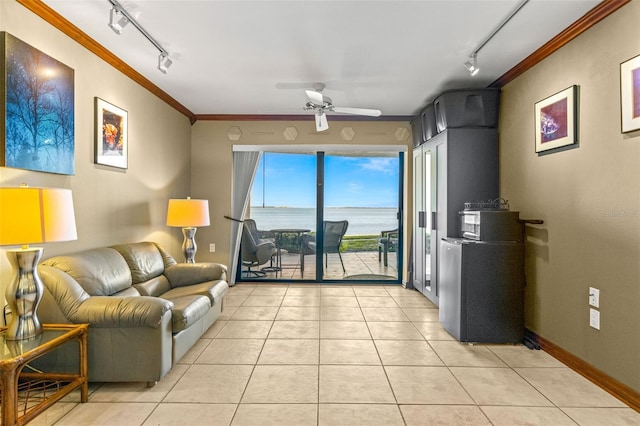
xmin=36 ymin=241 xmax=228 ymax=384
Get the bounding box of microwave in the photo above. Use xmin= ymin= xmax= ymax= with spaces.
xmin=459 ymin=210 xmax=522 ymax=242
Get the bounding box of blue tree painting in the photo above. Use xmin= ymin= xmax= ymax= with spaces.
xmin=2 ymin=32 xmax=75 ymax=175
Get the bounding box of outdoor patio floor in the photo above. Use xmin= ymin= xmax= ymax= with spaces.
xmin=241 ymin=251 xmax=399 ymax=282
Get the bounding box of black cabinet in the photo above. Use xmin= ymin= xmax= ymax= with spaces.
xmin=412 ymin=128 xmax=499 ymax=305
xmin=439 ymin=238 xmax=524 ymax=343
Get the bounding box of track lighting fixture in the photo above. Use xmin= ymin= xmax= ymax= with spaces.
xmin=158 ymin=53 xmax=173 ymax=74
xmin=108 ymin=6 xmax=129 ymax=35
xmin=464 ymin=0 xmax=529 ymax=78
xmin=107 ymin=0 xmax=173 ymax=74
xmin=464 ymin=54 xmax=480 ymax=76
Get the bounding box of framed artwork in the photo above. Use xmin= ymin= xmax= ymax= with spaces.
xmin=1 ymin=32 xmax=75 ymax=175
xmin=95 ymin=97 xmax=127 ymax=169
xmin=534 ymin=85 xmax=578 ymax=153
xmin=620 ymin=54 xmax=640 ymax=133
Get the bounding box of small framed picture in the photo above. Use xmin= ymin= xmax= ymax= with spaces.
xmin=534 ymin=85 xmax=578 ymax=153
xmin=620 ymin=54 xmax=640 ymax=133
xmin=95 ymin=97 xmax=127 ymax=169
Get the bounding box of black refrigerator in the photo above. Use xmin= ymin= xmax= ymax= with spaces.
xmin=439 ymin=237 xmax=524 ymax=343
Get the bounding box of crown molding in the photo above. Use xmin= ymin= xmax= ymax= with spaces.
xmin=492 ymin=0 xmax=630 ymax=87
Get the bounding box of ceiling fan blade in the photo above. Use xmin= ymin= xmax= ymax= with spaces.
xmin=315 ymin=112 xmax=329 ymax=132
xmin=332 ymin=106 xmax=382 ymax=117
xmin=305 ymin=90 xmax=324 ymax=105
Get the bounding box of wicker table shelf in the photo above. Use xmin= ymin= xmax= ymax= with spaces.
xmin=0 ymin=324 xmax=88 ymax=426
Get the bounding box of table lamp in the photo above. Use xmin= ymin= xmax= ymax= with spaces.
xmin=0 ymin=185 xmax=77 ymax=341
xmin=166 ymin=197 xmax=210 ymax=263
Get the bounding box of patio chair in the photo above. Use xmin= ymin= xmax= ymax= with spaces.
xmin=303 ymin=220 xmax=349 ymax=274
xmin=378 ymin=228 xmax=398 ymax=267
xmin=241 ymin=219 xmax=277 ymax=277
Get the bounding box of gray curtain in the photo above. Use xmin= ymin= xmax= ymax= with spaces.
xmin=228 ymin=150 xmax=262 ymax=285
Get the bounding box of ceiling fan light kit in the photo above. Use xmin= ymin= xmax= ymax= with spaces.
xmin=315 ymin=112 xmax=329 ymax=132
xmin=303 ymin=83 xmax=382 ymax=132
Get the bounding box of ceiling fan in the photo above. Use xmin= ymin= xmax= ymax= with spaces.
xmin=303 ymin=83 xmax=382 ymax=132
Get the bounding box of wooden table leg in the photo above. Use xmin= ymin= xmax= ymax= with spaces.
xmin=1 ymin=362 xmax=19 ymax=426
xmin=79 ymin=327 xmax=89 ymax=402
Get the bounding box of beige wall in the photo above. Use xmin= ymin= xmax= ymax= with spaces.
xmin=189 ymin=120 xmax=411 ymax=277
xmin=499 ymin=2 xmax=640 ymax=392
xmin=0 ymin=2 xmax=192 ymax=306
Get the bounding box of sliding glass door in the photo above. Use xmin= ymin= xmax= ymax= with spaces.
xmin=322 ymin=151 xmax=401 ymax=281
xmin=238 ymin=148 xmax=403 ymax=283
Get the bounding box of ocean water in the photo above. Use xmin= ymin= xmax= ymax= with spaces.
xmin=249 ymin=207 xmax=398 ymax=236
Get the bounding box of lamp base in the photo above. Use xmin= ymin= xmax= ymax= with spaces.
xmin=5 ymin=248 xmax=44 ymax=341
xmin=181 ymin=227 xmax=198 ymax=263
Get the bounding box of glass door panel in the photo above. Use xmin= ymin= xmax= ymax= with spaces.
xmin=424 ymin=148 xmax=433 ymax=288
xmin=322 ymin=152 xmax=400 ymax=281
xmin=412 ymin=148 xmax=425 ymax=292
xmin=243 ymin=152 xmax=316 ymax=281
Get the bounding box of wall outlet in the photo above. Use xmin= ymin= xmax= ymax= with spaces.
xmin=209 ymin=243 xmax=215 ymax=253
xmin=589 ymin=287 xmax=600 ymax=308
xmin=589 ymin=308 xmax=600 ymax=330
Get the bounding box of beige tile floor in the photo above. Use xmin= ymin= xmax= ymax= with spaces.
xmin=32 ymin=284 xmax=639 ymax=426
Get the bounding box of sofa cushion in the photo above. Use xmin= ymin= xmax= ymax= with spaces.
xmin=164 ymin=262 xmax=228 ymax=287
xmin=112 ymin=287 xmax=141 ymax=297
xmin=134 ymin=275 xmax=172 ymax=297
xmin=112 ymin=242 xmax=165 ymax=284
xmin=75 ymin=296 xmax=173 ymax=328
xmin=41 ymin=248 xmax=132 ymax=296
xmin=161 ymin=280 xmax=228 ymax=306
xmin=166 ymin=295 xmax=211 ymax=333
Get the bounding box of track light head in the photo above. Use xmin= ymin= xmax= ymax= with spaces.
xmin=464 ymin=54 xmax=480 ymax=76
xmin=158 ymin=53 xmax=173 ymax=74
xmin=108 ymin=7 xmax=129 ymax=35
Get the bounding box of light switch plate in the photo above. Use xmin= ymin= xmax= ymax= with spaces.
xmin=209 ymin=243 xmax=215 ymax=252
xmin=589 ymin=287 xmax=600 ymax=308
xmin=589 ymin=308 xmax=600 ymax=330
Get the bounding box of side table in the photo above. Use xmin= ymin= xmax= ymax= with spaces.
xmin=270 ymin=229 xmax=310 ymax=273
xmin=0 ymin=323 xmax=89 ymax=426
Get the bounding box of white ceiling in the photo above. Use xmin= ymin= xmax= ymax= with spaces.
xmin=42 ymin=0 xmax=601 ymax=118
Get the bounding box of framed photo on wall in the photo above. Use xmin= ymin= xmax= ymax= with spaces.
xmin=620 ymin=54 xmax=640 ymax=133
xmin=534 ymin=85 xmax=578 ymax=154
xmin=95 ymin=97 xmax=127 ymax=169
xmin=1 ymin=32 xmax=75 ymax=175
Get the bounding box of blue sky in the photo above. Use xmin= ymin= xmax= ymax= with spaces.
xmin=251 ymin=152 xmax=399 ymax=208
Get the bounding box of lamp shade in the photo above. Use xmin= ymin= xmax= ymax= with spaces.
xmin=166 ymin=198 xmax=210 ymax=227
xmin=0 ymin=187 xmax=77 ymax=246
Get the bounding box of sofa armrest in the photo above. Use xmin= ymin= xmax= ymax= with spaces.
xmin=73 ymin=296 xmax=174 ymax=328
xmin=164 ymin=262 xmax=228 ymax=288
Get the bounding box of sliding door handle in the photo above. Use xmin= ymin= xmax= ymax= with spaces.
xmin=431 ymin=212 xmax=437 ymax=231
xmin=418 ymin=211 xmax=425 ymax=228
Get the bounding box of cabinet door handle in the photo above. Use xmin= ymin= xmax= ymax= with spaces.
xmin=418 ymin=211 xmax=425 ymax=228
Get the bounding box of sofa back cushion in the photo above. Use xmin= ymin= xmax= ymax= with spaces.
xmin=41 ymin=248 xmax=132 ymax=296
xmin=112 ymin=242 xmax=165 ymax=284
xmin=134 ymin=275 xmax=172 ymax=297
xmin=112 ymin=287 xmax=142 ymax=297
